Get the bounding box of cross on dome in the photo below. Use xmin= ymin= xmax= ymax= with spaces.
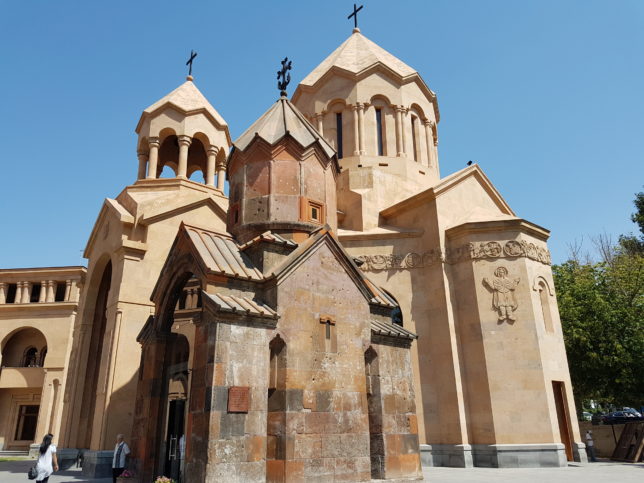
xmin=348 ymin=3 xmax=364 ymax=30
xmin=186 ymin=50 xmax=197 ymax=79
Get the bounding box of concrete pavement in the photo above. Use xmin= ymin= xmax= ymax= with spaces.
xmin=0 ymin=458 xmax=642 ymax=482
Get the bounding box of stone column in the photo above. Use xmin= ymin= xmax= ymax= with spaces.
xmin=216 ymin=159 xmax=226 ymax=192
xmin=423 ymin=120 xmax=434 ymax=167
xmin=64 ymin=280 xmax=72 ymax=302
xmin=14 ymin=282 xmax=23 ymax=304
xmin=352 ymin=104 xmax=360 ymax=156
xmin=39 ymin=281 xmax=47 ymax=302
xmin=206 ymin=146 xmax=218 ymax=186
xmin=0 ymin=283 xmax=6 ymax=304
xmin=316 ymin=113 xmax=324 ymax=135
xmin=137 ymin=151 xmax=148 ymax=180
xmin=357 ymin=103 xmax=366 ymax=155
xmin=177 ymin=135 xmax=192 ymax=179
xmin=401 ymin=108 xmax=408 ymax=157
xmin=395 ymin=106 xmax=404 ymax=157
xmin=147 ymin=138 xmax=160 ymax=179
xmin=46 ymin=281 xmax=55 ymax=303
xmin=22 ymin=282 xmax=32 ymax=303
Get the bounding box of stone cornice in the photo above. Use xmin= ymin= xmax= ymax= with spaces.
xmin=446 ymin=218 xmax=550 ymax=241
xmin=0 ymin=301 xmax=79 ymax=313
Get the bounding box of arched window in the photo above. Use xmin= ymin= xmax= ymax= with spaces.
xmin=23 ymin=347 xmax=38 ymax=367
xmin=411 ymin=115 xmax=419 ymax=162
xmin=336 ymin=112 xmax=344 ymax=159
xmin=538 ymin=281 xmax=554 ymax=333
xmin=375 ymin=108 xmax=384 ymax=156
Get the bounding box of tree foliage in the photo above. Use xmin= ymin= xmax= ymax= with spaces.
xmin=553 ymin=192 xmax=644 ymax=408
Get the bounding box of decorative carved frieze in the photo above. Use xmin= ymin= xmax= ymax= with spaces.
xmin=355 ymin=240 xmax=550 ymax=271
xmin=356 ymin=249 xmax=443 ymax=271
xmin=448 ymin=240 xmax=551 ymax=265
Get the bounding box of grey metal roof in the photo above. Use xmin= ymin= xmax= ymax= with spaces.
xmin=371 ymin=319 xmax=417 ymax=340
xmin=185 ymin=227 xmax=263 ymax=281
xmin=233 ymin=97 xmax=336 ymax=159
xmin=238 ymin=231 xmax=298 ymax=251
xmin=204 ymin=292 xmax=278 ymax=319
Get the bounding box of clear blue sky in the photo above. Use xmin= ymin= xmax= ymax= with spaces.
xmin=1 ymin=0 xmax=642 ymax=268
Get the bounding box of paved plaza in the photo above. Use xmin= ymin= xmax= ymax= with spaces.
xmin=0 ymin=458 xmax=643 ymax=482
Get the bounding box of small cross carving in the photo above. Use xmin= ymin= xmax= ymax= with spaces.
xmin=348 ymin=3 xmax=364 ymax=29
xmin=277 ymin=57 xmax=292 ymax=96
xmin=186 ymin=50 xmax=197 ymax=77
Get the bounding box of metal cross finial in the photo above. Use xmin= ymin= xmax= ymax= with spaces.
xmin=277 ymin=57 xmax=292 ymax=97
xmin=348 ymin=3 xmax=364 ymax=29
xmin=186 ymin=50 xmax=197 ymax=77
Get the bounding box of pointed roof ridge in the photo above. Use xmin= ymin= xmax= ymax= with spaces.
xmin=299 ymin=30 xmax=417 ymax=87
xmin=232 ymin=97 xmax=336 ymax=159
xmin=137 ymin=79 xmax=228 ymax=130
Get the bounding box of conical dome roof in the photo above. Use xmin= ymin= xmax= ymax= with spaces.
xmin=233 ymin=96 xmax=336 ymax=159
xmin=136 ymin=79 xmax=228 ymax=132
xmin=299 ymin=29 xmax=417 ymax=87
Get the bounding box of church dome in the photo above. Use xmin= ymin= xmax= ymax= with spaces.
xmin=227 ymin=96 xmax=339 ymax=243
xmin=298 ymin=29 xmax=418 ymax=89
xmin=292 ymin=29 xmax=440 ymax=182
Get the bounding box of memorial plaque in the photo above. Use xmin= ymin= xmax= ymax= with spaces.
xmin=227 ymin=386 xmax=250 ymax=413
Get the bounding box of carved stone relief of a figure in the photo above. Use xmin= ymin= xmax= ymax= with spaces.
xmin=483 ymin=266 xmax=520 ymax=322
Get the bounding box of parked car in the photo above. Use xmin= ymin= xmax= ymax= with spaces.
xmin=602 ymin=410 xmax=644 ymax=424
xmin=582 ymin=411 xmax=593 ymax=421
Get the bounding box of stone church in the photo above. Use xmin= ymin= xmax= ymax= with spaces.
xmin=0 ymin=23 xmax=585 ymax=482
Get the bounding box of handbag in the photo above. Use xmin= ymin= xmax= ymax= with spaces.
xmin=27 ymin=466 xmax=37 ymax=480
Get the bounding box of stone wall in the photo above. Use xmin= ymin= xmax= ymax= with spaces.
xmin=369 ymin=336 xmax=422 ymax=479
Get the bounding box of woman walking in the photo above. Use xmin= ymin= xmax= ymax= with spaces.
xmin=35 ymin=433 xmax=58 ymax=482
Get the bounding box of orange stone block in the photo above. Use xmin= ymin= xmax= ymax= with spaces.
xmin=266 ymin=459 xmax=285 ymax=483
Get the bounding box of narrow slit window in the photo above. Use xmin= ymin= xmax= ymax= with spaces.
xmin=336 ymin=112 xmax=343 ymax=159
xmin=376 ymin=109 xmax=384 ymax=156
xmin=411 ymin=115 xmax=419 ymax=162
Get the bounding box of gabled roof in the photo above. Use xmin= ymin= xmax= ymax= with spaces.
xmin=204 ymin=292 xmax=278 ymax=319
xmin=371 ymin=319 xmax=417 ymax=340
xmin=238 ymin=231 xmax=298 ymax=251
xmin=184 ymin=225 xmax=263 ymax=281
xmin=266 ymin=226 xmax=396 ymax=309
xmin=232 ymin=97 xmax=336 ymax=159
xmin=380 ymin=164 xmax=516 ymax=220
xmin=300 ymin=30 xmax=416 ymax=87
xmin=136 ymin=79 xmax=228 ymax=132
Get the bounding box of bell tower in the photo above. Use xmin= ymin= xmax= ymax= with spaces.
xmin=135 ymin=76 xmax=231 ymax=189
xmin=60 ymin=75 xmax=231 ymax=472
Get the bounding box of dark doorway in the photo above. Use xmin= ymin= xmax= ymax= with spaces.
xmin=164 ymin=399 xmax=186 ymax=481
xmin=552 ymin=380 xmax=573 ymax=461
xmin=15 ymin=405 xmax=39 ymax=441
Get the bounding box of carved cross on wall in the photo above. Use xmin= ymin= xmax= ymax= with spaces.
xmin=348 ymin=3 xmax=364 ymax=29
xmin=186 ymin=50 xmax=197 ymax=77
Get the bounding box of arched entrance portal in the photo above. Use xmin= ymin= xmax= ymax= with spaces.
xmin=156 ymin=275 xmax=200 ymax=483
xmin=78 ymin=260 xmax=112 ymax=449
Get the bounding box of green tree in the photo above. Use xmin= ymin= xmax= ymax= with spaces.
xmin=553 ymin=192 xmax=644 ymax=410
